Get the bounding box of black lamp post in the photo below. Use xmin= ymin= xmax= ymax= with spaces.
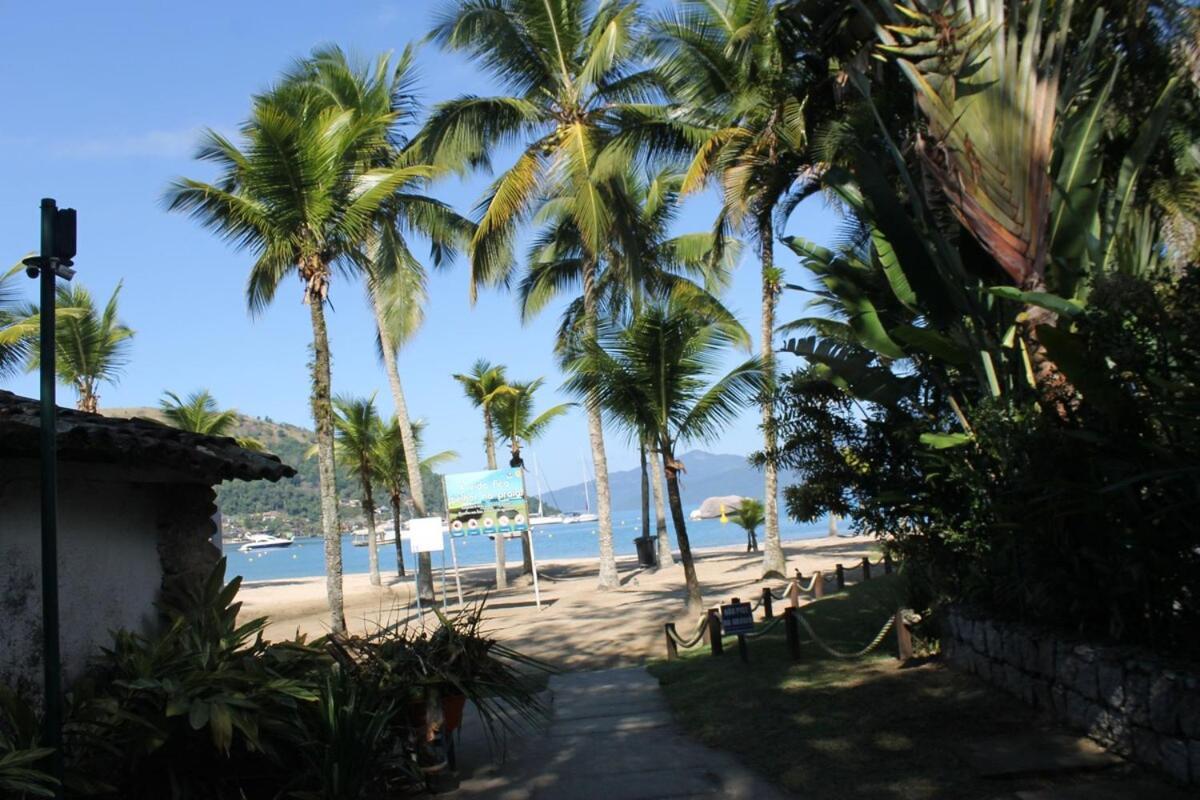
xmin=22 ymin=198 xmax=76 ymax=797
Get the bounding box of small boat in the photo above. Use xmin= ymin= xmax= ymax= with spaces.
xmin=560 ymin=452 xmax=599 ymax=524
xmin=238 ymin=533 xmax=293 ymax=552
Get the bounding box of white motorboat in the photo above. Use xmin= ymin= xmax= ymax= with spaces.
xmin=238 ymin=533 xmax=293 ymax=552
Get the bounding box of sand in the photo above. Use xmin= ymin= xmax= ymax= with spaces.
xmin=237 ymin=535 xmax=881 ymax=670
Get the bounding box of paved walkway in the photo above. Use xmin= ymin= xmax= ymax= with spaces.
xmin=440 ymin=667 xmax=786 ymax=799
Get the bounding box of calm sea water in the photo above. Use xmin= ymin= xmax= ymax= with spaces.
xmin=231 ymin=510 xmax=834 ymax=583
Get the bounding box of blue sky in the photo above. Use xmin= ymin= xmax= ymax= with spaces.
xmin=0 ymin=0 xmax=839 ymax=489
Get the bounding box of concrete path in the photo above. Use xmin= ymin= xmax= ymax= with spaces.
xmin=439 ymin=667 xmax=787 ymax=799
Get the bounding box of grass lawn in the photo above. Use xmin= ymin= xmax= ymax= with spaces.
xmin=648 ymin=575 xmax=1130 ymax=799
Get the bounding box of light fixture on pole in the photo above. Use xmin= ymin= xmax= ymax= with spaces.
xmin=22 ymin=197 xmax=76 ymax=798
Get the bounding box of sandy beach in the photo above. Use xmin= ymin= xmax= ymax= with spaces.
xmin=238 ymin=535 xmax=881 ymax=670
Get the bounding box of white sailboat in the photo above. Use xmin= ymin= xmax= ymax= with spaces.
xmin=527 ymin=453 xmax=563 ymax=526
xmin=561 ymin=453 xmax=599 ymax=524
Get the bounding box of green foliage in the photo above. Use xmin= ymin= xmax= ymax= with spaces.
xmin=32 ymin=558 xmax=551 ymax=798
xmin=67 ymin=559 xmax=329 ymax=798
xmin=0 ymin=263 xmax=37 ymax=380
xmin=771 ymin=270 xmax=1200 ymax=653
xmin=732 ymin=497 xmax=764 ymax=551
xmin=490 ymin=377 xmax=571 ymax=466
xmin=0 ymin=686 xmax=57 ymax=798
xmin=22 ymin=281 xmax=133 ymax=413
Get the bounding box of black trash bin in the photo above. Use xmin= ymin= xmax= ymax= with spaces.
xmin=634 ymin=535 xmax=657 ymax=567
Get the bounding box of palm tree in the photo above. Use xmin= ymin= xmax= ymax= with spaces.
xmin=0 ymin=263 xmax=36 ymax=378
xmin=491 ymin=377 xmax=572 ymax=575
xmin=566 ymin=289 xmax=764 ymax=613
xmin=293 ymin=46 xmax=475 ymax=603
xmin=650 ymin=0 xmax=813 ymax=578
xmin=159 ymin=389 xmax=264 ymax=451
xmin=372 ymin=417 xmax=458 ymax=579
xmin=24 ymin=281 xmax=133 ymax=413
xmin=327 ymin=395 xmax=383 ymax=587
xmin=451 ymin=359 xmax=518 ymax=589
xmin=526 ymin=168 xmax=738 ymax=567
xmin=733 ymin=498 xmax=764 ymax=552
xmin=423 ymin=0 xmax=669 ymax=591
xmin=166 ymin=50 xmax=427 ymax=633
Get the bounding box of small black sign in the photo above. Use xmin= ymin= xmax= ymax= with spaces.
xmin=720 ymin=602 xmax=754 ymax=635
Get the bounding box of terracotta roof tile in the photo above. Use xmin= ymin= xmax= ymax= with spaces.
xmin=0 ymin=390 xmax=296 ymax=484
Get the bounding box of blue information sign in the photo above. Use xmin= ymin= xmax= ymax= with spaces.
xmin=720 ymin=602 xmax=754 ymax=635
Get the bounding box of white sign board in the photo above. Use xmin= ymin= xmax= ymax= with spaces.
xmin=408 ymin=517 xmax=445 ymax=554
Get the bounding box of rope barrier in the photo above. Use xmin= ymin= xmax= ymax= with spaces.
xmin=666 ymin=613 xmax=709 ymax=649
xmin=743 ymin=615 xmax=784 ymax=639
xmin=794 ymin=613 xmax=896 ymax=659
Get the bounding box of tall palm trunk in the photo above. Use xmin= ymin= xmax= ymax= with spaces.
xmin=649 ymin=444 xmax=674 ymax=566
xmin=370 ymin=290 xmax=431 ymax=598
xmin=758 ymin=217 xmax=786 ymax=579
xmin=360 ymin=465 xmax=381 ymax=587
xmin=828 ymin=513 xmax=839 ymax=537
xmin=583 ymin=256 xmax=619 ymax=589
xmin=640 ymin=440 xmax=651 ymax=543
xmin=308 ymin=297 xmax=345 ymax=633
xmin=390 ymin=493 xmax=406 ymax=576
xmin=484 ymin=407 xmax=507 ymax=590
xmin=78 ymin=380 xmax=98 ymax=413
xmin=662 ymin=446 xmax=702 ymax=613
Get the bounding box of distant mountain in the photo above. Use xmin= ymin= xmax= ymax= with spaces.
xmin=102 ymin=406 xmax=445 ymax=534
xmin=537 ymin=450 xmax=794 ymax=514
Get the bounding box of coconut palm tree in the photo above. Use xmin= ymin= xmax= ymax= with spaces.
xmin=491 ymin=377 xmax=572 ymax=575
xmin=372 ymin=417 xmax=458 ymax=579
xmin=158 ymin=389 xmax=265 ymax=451
xmin=451 ymin=359 xmax=518 ymax=589
xmin=166 ymin=51 xmax=428 ymax=632
xmin=566 ymin=289 xmax=764 ymax=613
xmin=292 ymin=45 xmax=475 ymax=602
xmin=0 ymin=263 xmax=35 ymax=378
xmin=23 ymin=281 xmax=133 ymax=413
xmin=325 ymin=395 xmax=384 ymax=587
xmin=422 ymin=0 xmax=674 ymax=591
xmin=650 ymin=0 xmax=813 ymax=578
xmin=526 ymin=168 xmax=739 ymax=567
xmin=733 ymin=498 xmax=764 ymax=552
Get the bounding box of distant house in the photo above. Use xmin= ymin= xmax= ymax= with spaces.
xmin=0 ymin=390 xmax=295 ymax=696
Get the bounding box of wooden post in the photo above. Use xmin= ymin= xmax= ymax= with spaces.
xmin=783 ymin=607 xmax=801 ymax=661
xmin=787 ymin=580 xmax=800 ymax=608
xmin=835 ymin=563 xmax=845 ymax=591
xmin=664 ymin=623 xmax=679 ymax=661
xmin=894 ymin=609 xmax=913 ymax=661
xmin=862 ymin=556 xmax=871 ymax=581
xmin=707 ymin=609 xmax=723 ymax=656
xmin=884 ymin=553 xmax=894 ymax=575
xmin=736 ymin=634 xmax=749 ymax=663
xmin=761 ymin=587 xmax=773 ymax=620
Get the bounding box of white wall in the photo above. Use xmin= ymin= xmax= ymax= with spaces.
xmin=1 ymin=459 xmax=166 ymax=696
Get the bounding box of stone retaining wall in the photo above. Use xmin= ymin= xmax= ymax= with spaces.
xmin=941 ymin=607 xmax=1200 ymax=785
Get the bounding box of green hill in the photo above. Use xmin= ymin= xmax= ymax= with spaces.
xmin=103 ymin=407 xmax=446 ymax=536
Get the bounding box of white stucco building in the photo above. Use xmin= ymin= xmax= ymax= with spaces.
xmin=0 ymin=390 xmax=294 ymax=697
